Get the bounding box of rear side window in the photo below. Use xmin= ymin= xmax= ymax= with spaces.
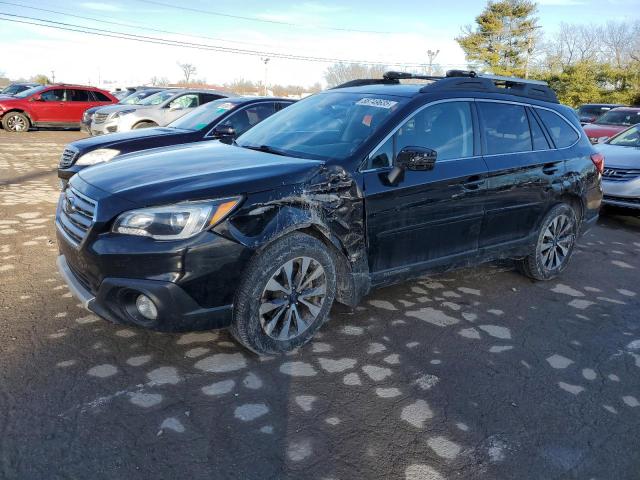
xmin=66 ymin=89 xmax=91 ymax=101
xmin=478 ymin=102 xmax=531 ymax=155
xmin=536 ymin=109 xmax=579 ymax=148
xmin=200 ymin=93 xmax=224 ymax=104
xmin=527 ymin=109 xmax=550 ymax=150
xmin=93 ymin=91 xmax=111 ymax=102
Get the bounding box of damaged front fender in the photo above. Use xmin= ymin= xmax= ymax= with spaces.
xmin=216 ymin=164 xmax=370 ymax=307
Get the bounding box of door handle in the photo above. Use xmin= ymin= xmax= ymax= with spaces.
xmin=462 ymin=175 xmax=485 ymax=190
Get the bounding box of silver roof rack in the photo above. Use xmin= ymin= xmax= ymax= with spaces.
xmin=478 ymin=74 xmax=548 ymax=86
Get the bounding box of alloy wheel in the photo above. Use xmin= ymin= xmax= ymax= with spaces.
xmin=6 ymin=115 xmax=27 ymax=132
xmin=540 ymin=213 xmax=575 ymax=271
xmin=259 ymin=256 xmax=327 ymax=341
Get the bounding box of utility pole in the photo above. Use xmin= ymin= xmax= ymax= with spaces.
xmin=50 ymin=70 xmax=55 ymax=84
xmin=261 ymin=57 xmax=270 ymax=96
xmin=426 ymin=49 xmax=440 ymax=76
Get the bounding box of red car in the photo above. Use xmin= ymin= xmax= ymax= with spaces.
xmin=0 ymin=84 xmax=117 ymax=132
xmin=583 ymin=106 xmax=640 ymax=144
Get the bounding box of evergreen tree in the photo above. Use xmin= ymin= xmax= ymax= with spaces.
xmin=456 ymin=0 xmax=538 ymax=77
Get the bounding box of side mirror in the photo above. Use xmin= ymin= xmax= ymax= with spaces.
xmin=387 ymin=146 xmax=437 ymax=184
xmin=31 ymin=94 xmax=42 ymax=102
xmin=169 ymin=104 xmax=183 ymax=111
xmin=211 ymin=124 xmax=236 ymax=144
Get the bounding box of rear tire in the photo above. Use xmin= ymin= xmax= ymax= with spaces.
xmin=518 ymin=203 xmax=578 ymax=281
xmin=2 ymin=112 xmax=30 ymax=132
xmin=230 ymin=232 xmax=337 ymax=355
xmin=132 ymin=121 xmax=157 ymax=129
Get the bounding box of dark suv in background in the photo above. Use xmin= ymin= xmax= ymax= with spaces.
xmin=58 ymin=96 xmax=294 ymax=188
xmin=56 ymin=71 xmax=602 ymax=354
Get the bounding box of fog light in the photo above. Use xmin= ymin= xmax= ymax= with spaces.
xmin=135 ymin=294 xmax=158 ymax=320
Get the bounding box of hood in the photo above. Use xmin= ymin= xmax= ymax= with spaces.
xmin=583 ymin=124 xmax=627 ymax=139
xmin=94 ymin=104 xmax=153 ymax=115
xmin=70 ymin=127 xmax=188 ymax=151
xmin=595 ymin=143 xmax=640 ymax=169
xmin=76 ymin=141 xmax=324 ymax=205
xmin=0 ymin=94 xmax=15 ymax=99
xmin=0 ymin=96 xmax=24 ymax=105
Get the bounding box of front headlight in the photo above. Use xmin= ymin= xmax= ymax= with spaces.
xmin=76 ymin=148 xmax=120 ymax=166
xmin=114 ymin=109 xmax=135 ymax=118
xmin=112 ymin=197 xmax=242 ymax=240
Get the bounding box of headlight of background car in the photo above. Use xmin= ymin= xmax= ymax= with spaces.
xmin=114 ymin=109 xmax=136 ymax=118
xmin=75 ymin=148 xmax=120 ymax=166
xmin=112 ymin=197 xmax=242 ymax=240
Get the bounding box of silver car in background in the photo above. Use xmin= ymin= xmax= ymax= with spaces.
xmin=597 ymin=124 xmax=640 ymax=210
xmin=90 ymin=89 xmax=233 ymax=135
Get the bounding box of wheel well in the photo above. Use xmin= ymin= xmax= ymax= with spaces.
xmin=133 ymin=120 xmax=157 ymax=128
xmin=558 ymin=194 xmax=584 ymax=223
xmin=1 ymin=109 xmax=31 ymax=123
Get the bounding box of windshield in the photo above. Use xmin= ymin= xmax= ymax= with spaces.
xmin=236 ymin=92 xmax=407 ymax=161
xmin=2 ymin=84 xmax=31 ymax=95
xmin=138 ymin=90 xmax=177 ymax=106
xmin=169 ymin=99 xmax=238 ymax=131
xmin=14 ymin=85 xmax=47 ymax=98
xmin=120 ymin=90 xmax=160 ymax=105
xmin=608 ymin=125 xmax=640 ymax=147
xmin=596 ymin=110 xmax=640 ymax=126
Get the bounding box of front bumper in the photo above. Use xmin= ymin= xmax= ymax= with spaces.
xmin=90 ymin=118 xmax=119 ymax=136
xmin=57 ymin=254 xmax=233 ymax=331
xmin=602 ymin=178 xmax=640 ymax=209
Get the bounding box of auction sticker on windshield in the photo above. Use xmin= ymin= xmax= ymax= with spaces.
xmin=356 ymin=98 xmax=398 ymax=109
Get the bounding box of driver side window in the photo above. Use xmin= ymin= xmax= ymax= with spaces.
xmin=366 ymin=101 xmax=474 ymax=170
xmin=41 ymin=89 xmax=65 ymax=102
xmin=169 ymin=94 xmax=199 ymax=109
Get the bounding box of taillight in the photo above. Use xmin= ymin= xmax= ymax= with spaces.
xmin=590 ymin=152 xmax=604 ymax=174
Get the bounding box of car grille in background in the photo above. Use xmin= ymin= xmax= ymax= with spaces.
xmin=59 ymin=147 xmax=78 ymax=168
xmin=602 ymin=167 xmax=640 ymax=182
xmin=93 ymin=112 xmax=109 ymax=124
xmin=603 ymin=195 xmax=640 ymax=205
xmin=57 ymin=187 xmax=96 ymax=246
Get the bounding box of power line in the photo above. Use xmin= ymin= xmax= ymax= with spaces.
xmin=0 ymin=0 xmax=283 ymax=50
xmin=0 ymin=13 xmax=466 ymax=67
xmin=134 ymin=0 xmax=396 ymax=35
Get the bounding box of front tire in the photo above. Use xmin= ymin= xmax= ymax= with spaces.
xmin=2 ymin=112 xmax=30 ymax=132
xmin=230 ymin=232 xmax=337 ymax=355
xmin=518 ymin=203 xmax=578 ymax=281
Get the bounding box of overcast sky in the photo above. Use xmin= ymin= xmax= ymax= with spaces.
xmin=0 ymin=0 xmax=638 ymax=88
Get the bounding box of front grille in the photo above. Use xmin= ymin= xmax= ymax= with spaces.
xmin=59 ymin=147 xmax=79 ymax=168
xmin=57 ymin=187 xmax=96 ymax=246
xmin=602 ymin=167 xmax=640 ymax=181
xmin=67 ymin=261 xmax=94 ymax=294
xmin=93 ymin=112 xmax=109 ymax=124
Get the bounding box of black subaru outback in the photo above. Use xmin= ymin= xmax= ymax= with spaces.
xmin=55 ymin=71 xmax=603 ymax=354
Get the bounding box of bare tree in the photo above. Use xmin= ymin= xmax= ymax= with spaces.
xmin=150 ymin=76 xmax=170 ymax=86
xmin=601 ymin=21 xmax=635 ymax=68
xmin=324 ymin=63 xmax=387 ymax=88
xmin=177 ymin=62 xmax=197 ymax=85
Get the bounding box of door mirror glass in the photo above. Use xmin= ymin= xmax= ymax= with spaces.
xmin=396 ymin=146 xmax=437 ymax=170
xmin=212 ymin=123 xmax=236 ymax=144
xmin=387 ymin=147 xmax=436 ymax=185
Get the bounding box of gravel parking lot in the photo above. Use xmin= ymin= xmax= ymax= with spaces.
xmin=1 ymin=131 xmax=639 ymax=480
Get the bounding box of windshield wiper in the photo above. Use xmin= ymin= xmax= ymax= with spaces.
xmin=241 ymin=144 xmax=288 ymax=157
